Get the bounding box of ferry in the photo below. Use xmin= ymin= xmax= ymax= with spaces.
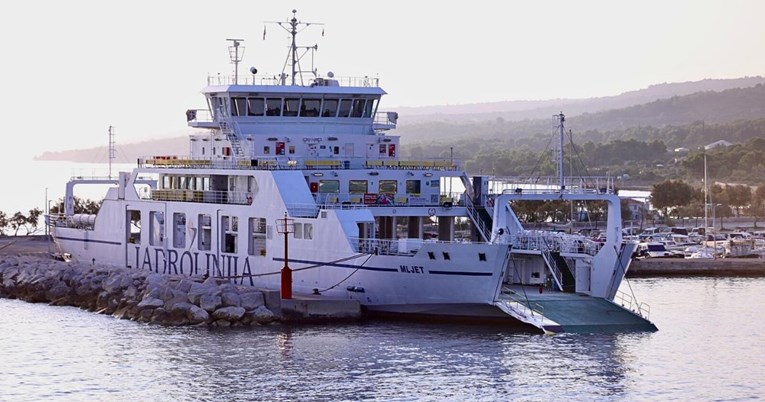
xmin=48 ymin=11 xmax=656 ymax=333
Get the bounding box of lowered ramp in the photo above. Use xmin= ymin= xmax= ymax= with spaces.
xmin=496 ymin=286 xmax=657 ymax=334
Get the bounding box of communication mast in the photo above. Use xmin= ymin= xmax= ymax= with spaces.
xmin=227 ymin=38 xmax=245 ymax=84
xmin=265 ymin=9 xmax=324 ymax=86
xmin=108 ymin=125 xmax=116 ymax=179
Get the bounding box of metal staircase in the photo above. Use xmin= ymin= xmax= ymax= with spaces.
xmin=465 ymin=195 xmax=492 ymax=242
xmin=220 ymin=120 xmax=245 ymax=160
xmin=540 ymin=238 xmax=575 ymax=292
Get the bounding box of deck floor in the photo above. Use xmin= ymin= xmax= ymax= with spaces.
xmin=500 ymin=285 xmax=658 ymax=333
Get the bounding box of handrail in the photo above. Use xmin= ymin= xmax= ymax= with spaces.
xmin=148 ymin=189 xmax=253 ymax=205
xmin=464 ymin=195 xmax=491 ymax=242
xmin=540 ymin=238 xmax=564 ymax=292
xmin=614 ymin=290 xmax=651 ymax=319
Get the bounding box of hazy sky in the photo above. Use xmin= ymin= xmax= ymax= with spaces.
xmin=2 ymin=0 xmax=764 ymax=158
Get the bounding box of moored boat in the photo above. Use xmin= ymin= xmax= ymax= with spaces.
xmin=47 ymin=10 xmax=655 ymax=333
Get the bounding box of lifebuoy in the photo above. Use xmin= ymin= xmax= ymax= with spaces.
xmin=428 ymin=207 xmax=436 ymax=216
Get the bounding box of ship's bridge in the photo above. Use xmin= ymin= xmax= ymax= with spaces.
xmin=188 ymin=78 xmax=394 ymax=137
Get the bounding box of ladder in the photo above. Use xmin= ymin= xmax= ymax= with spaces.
xmin=220 ymin=120 xmax=245 ymax=160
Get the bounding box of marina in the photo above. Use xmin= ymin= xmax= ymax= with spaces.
xmin=44 ymin=11 xmax=654 ymax=334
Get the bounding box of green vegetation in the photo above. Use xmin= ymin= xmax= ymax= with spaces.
xmin=0 ymin=208 xmax=42 ymax=236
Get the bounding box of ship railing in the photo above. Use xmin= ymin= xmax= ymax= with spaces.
xmin=146 ymin=189 xmax=254 ymax=205
xmin=206 ymin=74 xmax=380 ymax=87
xmin=614 ymin=290 xmax=651 ymax=320
xmin=373 ymin=111 xmax=398 ymax=131
xmin=348 ymin=236 xmax=485 ymax=256
xmin=283 ymin=203 xmax=321 ymax=218
xmin=490 ymin=176 xmax=616 ymax=195
xmin=508 ymin=231 xmax=600 ymax=256
xmin=312 ymin=192 xmax=464 ymax=208
xmin=139 ymin=155 xmax=462 ymax=171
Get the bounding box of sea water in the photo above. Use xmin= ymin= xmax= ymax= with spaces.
xmin=1 ymin=277 xmax=763 ymax=401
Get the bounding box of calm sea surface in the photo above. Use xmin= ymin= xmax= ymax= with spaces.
xmin=1 ymin=277 xmax=764 ymax=401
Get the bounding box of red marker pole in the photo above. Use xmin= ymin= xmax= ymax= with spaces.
xmin=277 ymin=213 xmax=294 ymax=299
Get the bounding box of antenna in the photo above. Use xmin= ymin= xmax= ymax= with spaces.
xmin=265 ymin=9 xmax=324 ymax=86
xmin=108 ymin=125 xmax=116 ymax=179
xmin=556 ymin=113 xmax=566 ymax=192
xmin=226 ymin=38 xmax=245 ymax=84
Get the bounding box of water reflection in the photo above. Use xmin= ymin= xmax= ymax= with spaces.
xmin=1 ymin=278 xmax=764 ymax=401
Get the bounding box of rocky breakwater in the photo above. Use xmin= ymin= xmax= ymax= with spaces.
xmin=0 ymin=255 xmax=278 ymax=327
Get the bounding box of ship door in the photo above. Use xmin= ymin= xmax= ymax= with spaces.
xmin=344 ymin=143 xmax=354 ymax=157
xmin=125 ymin=209 xmax=142 ymax=268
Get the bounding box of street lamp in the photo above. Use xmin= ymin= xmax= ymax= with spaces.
xmin=276 ymin=212 xmax=295 ymax=299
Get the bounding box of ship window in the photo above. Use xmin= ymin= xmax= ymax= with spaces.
xmin=222 ymin=216 xmax=238 ymax=253
xmin=304 ymin=223 xmax=313 ymax=240
xmin=319 ymin=180 xmax=340 ymax=193
xmin=428 ymin=251 xmax=436 ymax=260
xmin=379 ymin=180 xmax=397 ymax=195
xmin=289 ymin=145 xmax=295 ymax=154
xmin=265 ymin=98 xmax=282 ymax=116
xmin=248 ymin=217 xmax=267 ymax=256
xmin=322 ymin=99 xmax=338 ymax=117
xmin=302 ymin=99 xmax=321 ymax=117
xmin=442 ymin=252 xmax=450 ymax=261
xmin=264 ymin=146 xmax=270 ymax=155
xmin=173 ymin=213 xmax=186 ymax=248
xmin=363 ymin=99 xmax=377 ymax=118
xmin=247 ymin=97 xmax=265 ymax=116
xmin=284 ymin=98 xmax=300 ymax=116
xmin=338 ymin=99 xmax=352 ymax=117
xmin=294 ymin=222 xmax=303 ymax=239
xmin=150 ymin=211 xmax=164 ymax=246
xmin=406 ymin=180 xmax=421 ymax=194
xmin=351 ymin=99 xmax=365 ymax=118
xmin=479 ymin=253 xmax=486 ymax=261
xmin=349 ymin=180 xmax=367 ymax=194
xmin=232 ymin=97 xmax=247 ymax=116
xmin=198 ymin=214 xmax=212 ymax=251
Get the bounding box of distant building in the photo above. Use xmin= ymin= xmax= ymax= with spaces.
xmin=704 ymin=140 xmax=733 ymax=150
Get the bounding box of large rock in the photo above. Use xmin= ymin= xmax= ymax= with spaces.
xmin=221 ymin=292 xmax=241 ymax=307
xmin=199 ymin=294 xmax=222 ymax=312
xmin=212 ymin=306 xmax=246 ymax=321
xmin=186 ymin=281 xmax=212 ymax=305
xmin=186 ymin=305 xmax=210 ymax=324
xmin=249 ymin=305 xmax=277 ymax=325
xmin=137 ymin=296 xmax=164 ymax=309
xmin=240 ymin=291 xmax=265 ymax=310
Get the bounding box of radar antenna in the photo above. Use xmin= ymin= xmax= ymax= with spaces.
xmin=265 ymin=9 xmax=324 ymax=86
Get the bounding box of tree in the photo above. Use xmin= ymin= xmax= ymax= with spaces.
xmin=49 ymin=197 xmax=102 ymax=215
xmin=0 ymin=211 xmax=8 ymax=236
xmin=9 ymin=208 xmax=43 ymax=236
xmin=651 ymin=180 xmax=694 ymax=218
xmin=725 ymin=184 xmax=752 ymax=217
xmin=751 ymin=185 xmax=765 ymax=228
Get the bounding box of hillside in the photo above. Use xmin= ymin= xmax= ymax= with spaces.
xmin=396 ymin=76 xmax=765 ymax=122
xmin=33 ymin=77 xmax=765 ymax=163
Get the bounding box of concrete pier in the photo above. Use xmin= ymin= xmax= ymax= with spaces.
xmin=629 ymin=257 xmax=765 ymax=277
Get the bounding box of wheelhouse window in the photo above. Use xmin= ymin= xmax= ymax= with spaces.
xmin=349 ymin=180 xmax=368 ymax=194
xmin=284 ymin=98 xmax=300 ymax=116
xmin=232 ymin=97 xmax=247 ymax=116
xmin=338 ymin=99 xmax=352 ymax=117
xmin=247 ymin=97 xmax=265 ymax=116
xmin=351 ymin=99 xmax=365 ymax=118
xmin=322 ymin=99 xmax=338 ymax=117
xmin=266 ymin=98 xmax=282 ymax=116
xmin=363 ymin=99 xmax=377 ymax=117
xmin=302 ymin=99 xmax=321 ymax=117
